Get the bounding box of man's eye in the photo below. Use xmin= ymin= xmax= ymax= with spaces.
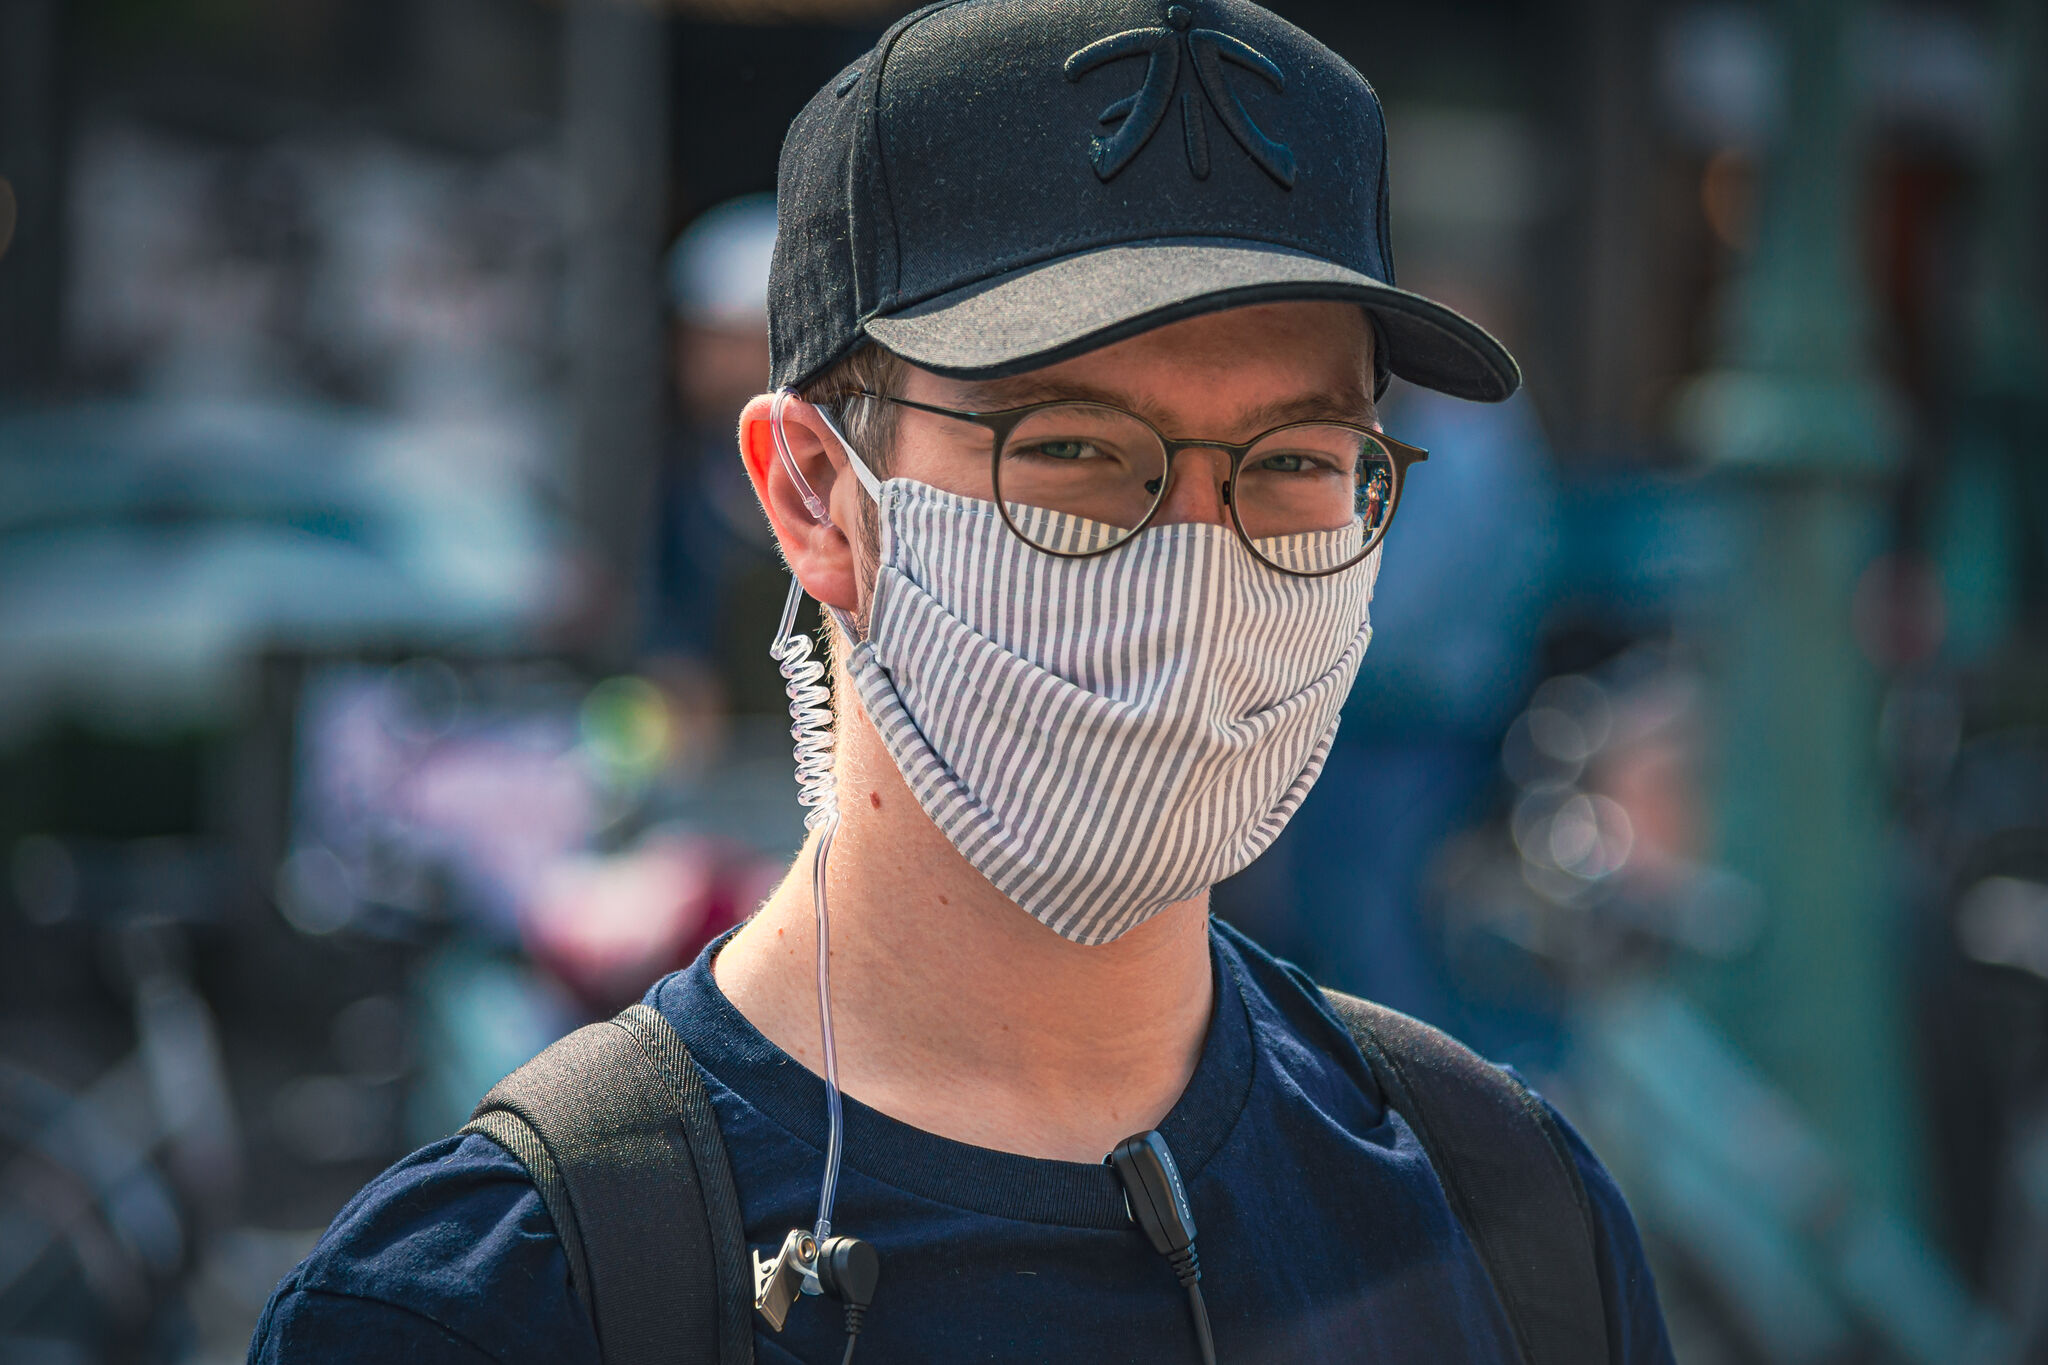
xmin=1254 ymin=452 xmax=1329 ymax=474
xmin=1021 ymin=440 xmax=1095 ymax=461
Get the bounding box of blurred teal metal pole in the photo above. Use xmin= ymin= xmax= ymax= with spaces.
xmin=1971 ymin=0 xmax=2046 ymax=397
xmin=1938 ymin=0 xmax=2048 ymax=663
xmin=1675 ymin=0 xmax=1919 ymax=1218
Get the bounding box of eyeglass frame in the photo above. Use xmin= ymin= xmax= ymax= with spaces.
xmin=841 ymin=390 xmax=1427 ymax=579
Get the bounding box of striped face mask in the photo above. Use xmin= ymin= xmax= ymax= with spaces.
xmin=841 ymin=477 xmax=1380 ymax=945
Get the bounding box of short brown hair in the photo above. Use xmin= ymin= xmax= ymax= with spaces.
xmin=797 ymin=342 xmax=907 ymax=477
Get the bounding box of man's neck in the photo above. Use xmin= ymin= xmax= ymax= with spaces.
xmin=713 ymin=686 xmax=1215 ymax=1164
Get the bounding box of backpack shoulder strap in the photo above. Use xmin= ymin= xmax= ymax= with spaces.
xmin=461 ymin=1002 xmax=753 ymax=1365
xmin=1319 ymin=988 xmax=1609 ymax=1365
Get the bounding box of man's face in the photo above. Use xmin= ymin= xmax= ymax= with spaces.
xmin=845 ymin=300 xmax=1375 ymax=594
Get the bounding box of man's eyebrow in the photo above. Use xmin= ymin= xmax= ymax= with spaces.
xmin=946 ymin=377 xmax=1376 ymax=431
xmin=946 ymin=375 xmax=1129 ymax=409
xmin=1230 ymin=391 xmax=1377 ymax=431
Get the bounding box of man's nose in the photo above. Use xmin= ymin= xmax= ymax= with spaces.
xmin=1148 ymin=447 xmax=1235 ymax=528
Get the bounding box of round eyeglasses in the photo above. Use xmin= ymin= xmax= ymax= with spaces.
xmin=846 ymin=391 xmax=1426 ymax=578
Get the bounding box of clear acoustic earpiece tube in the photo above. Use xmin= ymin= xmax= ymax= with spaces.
xmin=767 ymin=390 xmax=849 ymax=1245
xmin=771 ymin=574 xmax=845 ymax=1243
xmin=757 ymin=395 xmax=881 ymax=1363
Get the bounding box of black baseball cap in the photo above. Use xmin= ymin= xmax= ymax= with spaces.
xmin=767 ymin=0 xmax=1520 ymax=403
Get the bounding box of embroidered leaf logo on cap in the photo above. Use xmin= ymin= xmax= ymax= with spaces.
xmin=1064 ymin=4 xmax=1295 ymax=188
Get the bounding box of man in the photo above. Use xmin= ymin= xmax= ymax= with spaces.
xmin=250 ymin=2 xmax=1674 ymax=1361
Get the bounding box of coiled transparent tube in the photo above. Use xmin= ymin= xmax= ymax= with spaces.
xmin=770 ymin=574 xmax=846 ymax=1244
xmin=773 ymin=576 xmax=840 ymax=837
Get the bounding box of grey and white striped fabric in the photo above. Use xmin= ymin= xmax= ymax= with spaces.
xmin=844 ymin=479 xmax=1379 ymax=945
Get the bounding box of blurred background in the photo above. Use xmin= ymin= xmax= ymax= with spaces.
xmin=0 ymin=0 xmax=2043 ymax=1360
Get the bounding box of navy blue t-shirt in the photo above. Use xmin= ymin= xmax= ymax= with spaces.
xmin=249 ymin=923 xmax=1672 ymax=1363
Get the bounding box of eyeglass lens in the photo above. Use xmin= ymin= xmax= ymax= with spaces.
xmin=992 ymin=403 xmax=1395 ymax=573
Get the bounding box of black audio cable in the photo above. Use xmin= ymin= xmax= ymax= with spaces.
xmin=1109 ymin=1132 xmax=1217 ymax=1365
xmin=1167 ymin=1244 xmax=1215 ymax=1365
xmin=816 ymin=1235 xmax=880 ymax=1364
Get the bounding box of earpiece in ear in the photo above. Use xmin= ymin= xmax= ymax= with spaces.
xmin=771 ymin=388 xmax=836 ymax=527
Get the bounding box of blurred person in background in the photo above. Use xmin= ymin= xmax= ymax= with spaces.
xmin=502 ymin=196 xmax=799 ymax=1021
xmin=247 ymin=3 xmax=1671 ymax=1362
xmin=643 ymin=193 xmax=790 ymax=725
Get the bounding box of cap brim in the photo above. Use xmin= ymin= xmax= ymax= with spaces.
xmin=862 ymin=239 xmax=1520 ymax=402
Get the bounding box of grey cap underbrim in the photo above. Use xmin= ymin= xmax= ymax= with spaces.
xmin=862 ymin=239 xmax=1520 ymax=403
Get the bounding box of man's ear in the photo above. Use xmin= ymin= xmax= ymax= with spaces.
xmin=737 ymin=393 xmax=863 ymax=612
